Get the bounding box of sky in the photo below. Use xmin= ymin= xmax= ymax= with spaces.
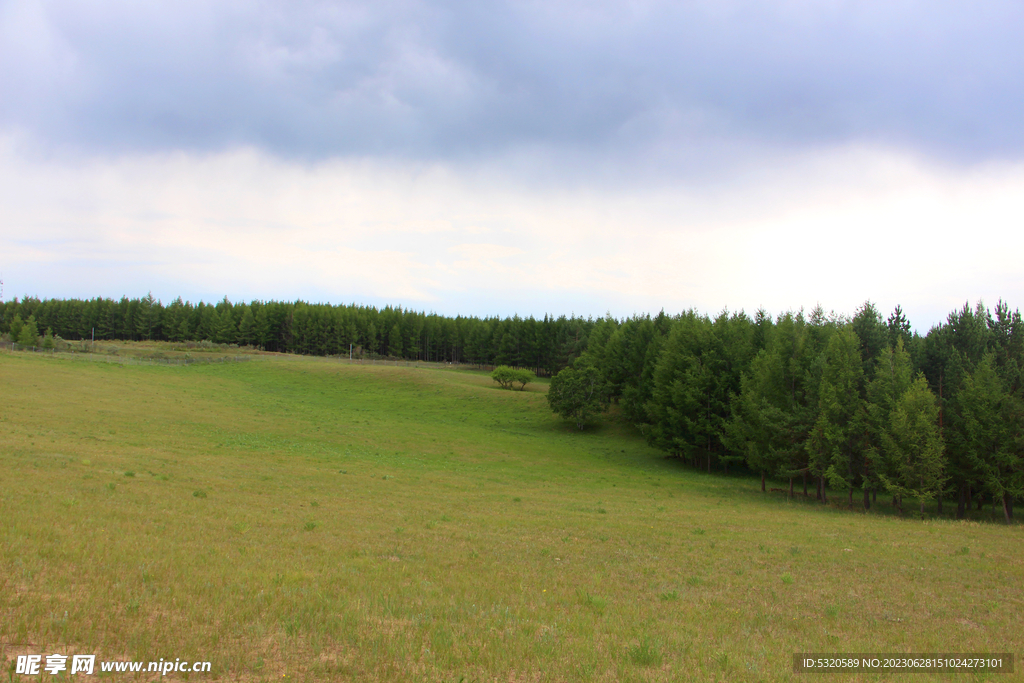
xmin=2 ymin=0 xmax=1023 ymax=330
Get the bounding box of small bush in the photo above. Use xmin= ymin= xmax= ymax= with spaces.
xmin=193 ymin=489 xmax=207 ymax=498
xmin=627 ymin=636 xmax=662 ymax=667
xmin=576 ymin=589 xmax=607 ymax=612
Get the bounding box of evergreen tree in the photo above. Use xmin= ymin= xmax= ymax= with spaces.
xmin=852 ymin=301 xmax=888 ymax=378
xmin=255 ymin=305 xmax=271 ymax=349
xmin=648 ymin=313 xmax=729 ymax=471
xmin=238 ymin=308 xmax=256 ymax=346
xmin=886 ymin=305 xmax=912 ymax=349
xmin=388 ymin=323 xmax=403 ymax=357
xmin=865 ymin=340 xmax=914 ymax=508
xmin=806 ymin=327 xmax=866 ymax=506
xmin=729 ymin=347 xmax=788 ymax=491
xmin=547 ymin=357 xmax=609 ymax=430
xmin=9 ymin=313 xmax=24 ymax=342
xmin=18 ymin=315 xmax=40 ymax=347
xmin=878 ymin=375 xmax=945 ymax=517
xmin=958 ymin=355 xmax=1023 ymax=523
xmin=215 ymin=306 xmax=237 ymax=344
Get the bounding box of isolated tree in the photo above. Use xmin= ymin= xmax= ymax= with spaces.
xmin=491 ymin=366 xmax=533 ymax=390
xmin=548 ymin=358 xmax=609 ymax=429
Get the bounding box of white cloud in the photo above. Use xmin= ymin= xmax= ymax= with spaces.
xmin=1 ymin=139 xmax=1022 ymax=329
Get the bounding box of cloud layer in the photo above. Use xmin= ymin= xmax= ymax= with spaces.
xmin=3 ymin=140 xmax=1022 ymax=329
xmin=3 ymin=0 xmax=1023 ymax=172
xmin=2 ymin=1 xmax=1023 ymax=327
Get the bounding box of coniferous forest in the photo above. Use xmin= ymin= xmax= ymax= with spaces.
xmin=2 ymin=295 xmax=1021 ymax=522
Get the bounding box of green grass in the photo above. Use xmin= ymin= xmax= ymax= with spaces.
xmin=1 ymin=350 xmax=1021 ymax=682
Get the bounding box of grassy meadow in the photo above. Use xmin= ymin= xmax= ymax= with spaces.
xmin=1 ymin=348 xmax=1021 ymax=682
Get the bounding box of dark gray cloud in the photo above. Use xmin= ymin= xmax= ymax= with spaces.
xmin=2 ymin=0 xmax=1022 ymax=168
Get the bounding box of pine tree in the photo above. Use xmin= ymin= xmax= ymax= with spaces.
xmin=865 ymin=340 xmax=914 ymax=508
xmin=238 ymin=308 xmax=256 ymax=346
xmin=9 ymin=314 xmax=24 ymax=342
xmin=878 ymin=375 xmax=945 ymax=517
xmin=729 ymin=348 xmax=787 ymax=491
xmin=886 ymin=305 xmax=912 ymax=349
xmin=18 ymin=315 xmax=40 ymax=347
xmin=958 ymin=356 xmax=1023 ymax=523
xmin=215 ymin=307 xmax=237 ymax=344
xmin=388 ymin=323 xmax=403 ymax=358
xmin=853 ymin=301 xmax=888 ymax=377
xmin=807 ymin=327 xmax=866 ymax=506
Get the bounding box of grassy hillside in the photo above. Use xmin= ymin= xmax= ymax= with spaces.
xmin=1 ymin=351 xmax=1020 ymax=681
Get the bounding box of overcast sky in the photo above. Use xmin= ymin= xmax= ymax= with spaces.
xmin=2 ymin=0 xmax=1023 ymax=329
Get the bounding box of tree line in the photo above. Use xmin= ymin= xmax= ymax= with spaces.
xmin=3 ymin=293 xmax=1019 ymax=522
xmin=572 ymin=301 xmax=1022 ymax=522
xmin=0 ymin=294 xmax=592 ymax=375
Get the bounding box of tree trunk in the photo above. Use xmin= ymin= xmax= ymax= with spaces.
xmin=816 ymin=477 xmax=821 ymax=501
xmin=957 ymin=485 xmax=966 ymax=519
xmin=848 ymin=487 xmax=853 ymax=508
xmin=920 ymin=499 xmax=926 ymax=519
xmin=820 ymin=477 xmax=827 ymax=504
xmin=863 ymin=487 xmax=871 ymax=510
xmin=761 ymin=471 xmax=765 ymax=492
xmin=1002 ymin=493 xmax=1012 ymax=524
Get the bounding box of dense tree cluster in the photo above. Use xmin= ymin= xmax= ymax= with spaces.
xmin=574 ymin=301 xmax=1023 ymax=521
xmin=0 ymin=295 xmax=592 ymax=375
